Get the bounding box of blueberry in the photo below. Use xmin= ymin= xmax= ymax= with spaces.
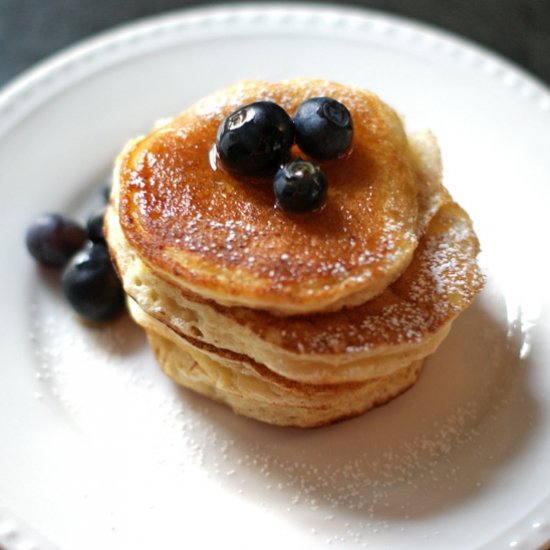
xmin=26 ymin=213 xmax=87 ymax=268
xmin=216 ymin=101 xmax=294 ymax=175
xmin=62 ymin=242 xmax=124 ymax=321
xmin=273 ymin=159 xmax=327 ymax=212
xmin=87 ymin=206 xmax=106 ymax=242
xmin=102 ymin=176 xmax=112 ymax=203
xmin=294 ymin=97 xmax=353 ymax=159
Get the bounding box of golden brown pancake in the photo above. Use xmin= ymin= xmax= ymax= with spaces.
xmin=106 ymin=198 xmax=481 ymax=384
xmin=105 ymin=79 xmax=483 ymax=427
xmin=116 ymin=79 xmax=434 ymax=314
xmin=129 ymin=300 xmax=425 ymax=428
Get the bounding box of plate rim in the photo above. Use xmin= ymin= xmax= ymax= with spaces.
xmin=1 ymin=2 xmax=549 ymax=137
xmin=1 ymin=3 xmax=550 ymax=550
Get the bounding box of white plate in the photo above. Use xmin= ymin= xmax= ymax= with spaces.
xmin=1 ymin=4 xmax=550 ymax=550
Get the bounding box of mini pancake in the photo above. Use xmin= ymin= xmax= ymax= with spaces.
xmin=129 ymin=300 xmax=425 ymax=428
xmin=105 ymin=79 xmax=483 ymax=427
xmin=106 ymin=195 xmax=482 ymax=385
xmin=115 ymin=79 xmax=434 ymax=315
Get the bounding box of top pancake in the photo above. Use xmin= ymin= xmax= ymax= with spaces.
xmin=117 ymin=79 xmax=431 ymax=314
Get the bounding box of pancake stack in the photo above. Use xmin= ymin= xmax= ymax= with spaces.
xmin=105 ymin=79 xmax=483 ymax=427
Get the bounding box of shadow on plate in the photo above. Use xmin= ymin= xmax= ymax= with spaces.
xmin=27 ymin=248 xmax=540 ymax=528
xmin=174 ymin=288 xmax=539 ymax=523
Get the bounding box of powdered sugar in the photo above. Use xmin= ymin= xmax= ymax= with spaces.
xmin=232 ymin=203 xmax=483 ymax=357
xmin=27 ymin=267 xmax=536 ymax=548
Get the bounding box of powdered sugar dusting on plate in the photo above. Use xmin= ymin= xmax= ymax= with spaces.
xmin=27 ymin=272 xmax=535 ymax=548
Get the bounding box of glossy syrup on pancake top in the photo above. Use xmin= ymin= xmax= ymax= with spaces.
xmin=117 ymin=80 xmax=423 ymax=314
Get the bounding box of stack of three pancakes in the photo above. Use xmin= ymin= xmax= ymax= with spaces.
xmin=105 ymin=80 xmax=482 ymax=427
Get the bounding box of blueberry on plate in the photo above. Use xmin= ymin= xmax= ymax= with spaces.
xmin=294 ymin=97 xmax=353 ymax=159
xmin=273 ymin=159 xmax=327 ymax=212
xmin=216 ymin=101 xmax=294 ymax=175
xmin=102 ymin=176 xmax=113 ymax=203
xmin=86 ymin=205 xmax=106 ymax=242
xmin=25 ymin=213 xmax=87 ymax=268
xmin=62 ymin=242 xmax=124 ymax=322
